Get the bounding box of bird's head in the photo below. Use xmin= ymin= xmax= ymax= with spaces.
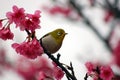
xmin=50 ymin=28 xmax=67 ymax=44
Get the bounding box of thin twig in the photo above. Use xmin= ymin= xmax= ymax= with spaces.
xmin=84 ymin=73 xmax=88 ymax=80
xmin=57 ymin=53 xmax=61 ymax=61
xmin=45 ymin=51 xmax=77 ymax=80
xmin=25 ymin=29 xmax=31 ymax=35
xmin=70 ymin=62 xmax=76 ymax=78
xmin=66 ymin=74 xmax=71 ymax=80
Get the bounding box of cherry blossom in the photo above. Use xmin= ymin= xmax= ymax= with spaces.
xmin=85 ymin=62 xmax=95 ymax=74
xmin=6 ymin=5 xmax=41 ymax=31
xmin=6 ymin=5 xmax=25 ymax=26
xmin=89 ymin=0 xmax=96 ymax=6
xmin=14 ymin=55 xmax=64 ymax=80
xmin=104 ymin=11 xmax=114 ymax=22
xmin=0 ymin=49 xmax=6 ymax=65
xmin=0 ymin=20 xmax=2 ymax=27
xmin=12 ymin=38 xmax=43 ymax=59
xmin=100 ymin=66 xmax=114 ymax=80
xmin=49 ymin=6 xmax=71 ymax=16
xmin=38 ymin=72 xmax=47 ymax=80
xmin=85 ymin=62 xmax=114 ymax=80
xmin=53 ymin=66 xmax=64 ymax=80
xmin=26 ymin=10 xmax=41 ymax=24
xmin=113 ymin=41 xmax=120 ymax=67
xmin=0 ymin=27 xmax=14 ymax=40
xmin=22 ymin=10 xmax=41 ymax=32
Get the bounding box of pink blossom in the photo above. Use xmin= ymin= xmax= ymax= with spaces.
xmin=0 ymin=20 xmax=2 ymax=27
xmin=0 ymin=48 xmax=12 ymax=75
xmin=0 ymin=49 xmax=6 ymax=65
xmin=85 ymin=62 xmax=95 ymax=74
xmin=22 ymin=18 xmax=40 ymax=32
xmin=113 ymin=41 xmax=120 ymax=67
xmin=100 ymin=66 xmax=114 ymax=80
xmin=89 ymin=0 xmax=95 ymax=6
xmin=51 ymin=6 xmax=71 ymax=16
xmin=33 ymin=56 xmax=54 ymax=78
xmin=15 ymin=56 xmax=53 ymax=80
xmin=53 ymin=66 xmax=64 ymax=80
xmin=15 ymin=56 xmax=56 ymax=80
xmin=6 ymin=5 xmax=41 ymax=31
xmin=15 ymin=57 xmax=37 ymax=80
xmin=27 ymin=10 xmax=41 ymax=24
xmin=104 ymin=11 xmax=113 ymax=22
xmin=85 ymin=62 xmax=114 ymax=80
xmin=35 ymin=58 xmax=64 ymax=80
xmin=52 ymin=62 xmax=64 ymax=80
xmin=6 ymin=5 xmax=25 ymax=26
xmin=22 ymin=10 xmax=41 ymax=31
xmin=0 ymin=27 xmax=14 ymax=40
xmin=43 ymin=5 xmax=80 ymax=20
xmin=38 ymin=72 xmax=47 ymax=80
xmin=12 ymin=38 xmax=43 ymax=59
xmin=44 ymin=6 xmax=71 ymax=16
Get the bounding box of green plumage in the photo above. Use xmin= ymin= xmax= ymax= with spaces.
xmin=40 ymin=28 xmax=67 ymax=53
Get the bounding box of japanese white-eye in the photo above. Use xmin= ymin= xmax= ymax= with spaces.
xmin=40 ymin=28 xmax=67 ymax=53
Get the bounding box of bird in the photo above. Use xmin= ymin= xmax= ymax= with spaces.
xmin=40 ymin=28 xmax=67 ymax=53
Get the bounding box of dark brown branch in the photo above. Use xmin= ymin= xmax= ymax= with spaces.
xmin=66 ymin=74 xmax=71 ymax=80
xmin=57 ymin=53 xmax=61 ymax=61
xmin=25 ymin=29 xmax=31 ymax=35
xmin=70 ymin=62 xmax=76 ymax=78
xmin=45 ymin=51 xmax=77 ymax=80
xmin=84 ymin=73 xmax=88 ymax=80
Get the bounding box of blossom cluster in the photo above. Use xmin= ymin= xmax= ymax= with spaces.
xmin=6 ymin=5 xmax=41 ymax=31
xmin=43 ymin=4 xmax=80 ymax=20
xmin=0 ymin=48 xmax=64 ymax=80
xmin=12 ymin=38 xmax=43 ymax=59
xmin=0 ymin=5 xmax=41 ymax=40
xmin=0 ymin=5 xmax=43 ymax=59
xmin=15 ymin=56 xmax=64 ymax=80
xmin=85 ymin=62 xmax=114 ymax=80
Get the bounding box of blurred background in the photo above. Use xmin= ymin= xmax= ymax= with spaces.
xmin=0 ymin=0 xmax=120 ymax=80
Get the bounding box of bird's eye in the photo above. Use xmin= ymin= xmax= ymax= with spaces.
xmin=57 ymin=32 xmax=61 ymax=36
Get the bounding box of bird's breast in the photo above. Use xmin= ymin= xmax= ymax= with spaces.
xmin=41 ymin=35 xmax=62 ymax=53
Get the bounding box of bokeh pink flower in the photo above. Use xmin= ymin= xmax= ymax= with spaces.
xmin=113 ymin=41 xmax=120 ymax=67
xmin=14 ymin=55 xmax=64 ymax=80
xmin=104 ymin=11 xmax=113 ymax=22
xmin=0 ymin=20 xmax=2 ymax=27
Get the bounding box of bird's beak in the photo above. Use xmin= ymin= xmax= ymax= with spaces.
xmin=65 ymin=33 xmax=68 ymax=35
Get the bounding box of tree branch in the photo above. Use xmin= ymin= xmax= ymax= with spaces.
xmin=84 ymin=73 xmax=88 ymax=80
xmin=39 ymin=40 xmax=77 ymax=80
xmin=69 ymin=0 xmax=112 ymax=52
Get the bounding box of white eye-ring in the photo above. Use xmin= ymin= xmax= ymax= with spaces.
xmin=57 ymin=32 xmax=61 ymax=35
